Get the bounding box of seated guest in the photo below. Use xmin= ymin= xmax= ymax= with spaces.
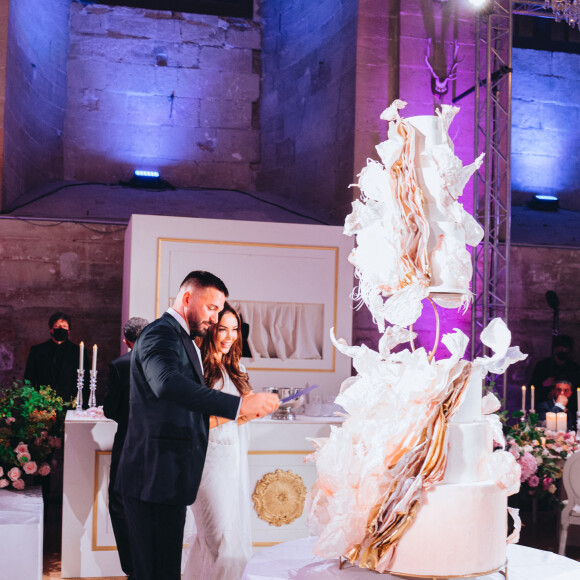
xmin=529 ymin=335 xmax=580 ymax=404
xmin=537 ymin=380 xmax=577 ymax=431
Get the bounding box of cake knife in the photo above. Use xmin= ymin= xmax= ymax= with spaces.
xmin=279 ymin=383 xmax=319 ymax=404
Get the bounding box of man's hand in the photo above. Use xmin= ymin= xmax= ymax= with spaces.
xmin=240 ymin=392 xmax=279 ymax=420
xmin=556 ymin=394 xmax=569 ymax=407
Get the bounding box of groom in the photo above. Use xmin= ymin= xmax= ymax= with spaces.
xmin=115 ymin=270 xmax=279 ymax=580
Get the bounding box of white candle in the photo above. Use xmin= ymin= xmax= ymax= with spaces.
xmin=521 ymin=386 xmax=526 ymax=414
xmin=79 ymin=342 xmax=84 ymax=370
xmin=546 ymin=412 xmax=556 ymax=432
xmin=92 ymin=344 xmax=98 ymax=372
xmin=530 ymin=385 xmax=535 ymax=413
xmin=577 ymin=388 xmax=579 ymax=411
xmin=557 ymin=412 xmax=567 ymax=433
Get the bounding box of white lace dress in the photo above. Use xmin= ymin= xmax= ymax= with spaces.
xmin=183 ymin=370 xmax=252 ymax=580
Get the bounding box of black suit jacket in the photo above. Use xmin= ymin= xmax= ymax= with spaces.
xmin=103 ymin=352 xmax=132 ymax=464
xmin=115 ymin=313 xmax=240 ymax=506
xmin=24 ymin=339 xmax=87 ymax=402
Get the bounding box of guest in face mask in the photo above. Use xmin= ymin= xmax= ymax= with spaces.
xmin=24 ymin=311 xmax=88 ymax=402
xmin=529 ymin=335 xmax=580 ymax=405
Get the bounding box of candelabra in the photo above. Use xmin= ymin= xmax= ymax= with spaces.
xmin=88 ymin=370 xmax=98 ymax=409
xmin=545 ymin=0 xmax=580 ymax=28
xmin=75 ymin=368 xmax=84 ymax=413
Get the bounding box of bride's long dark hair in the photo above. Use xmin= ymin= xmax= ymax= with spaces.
xmin=199 ymin=302 xmax=251 ymax=395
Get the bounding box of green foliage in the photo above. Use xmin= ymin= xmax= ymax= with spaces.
xmin=0 ymin=381 xmax=71 ymax=489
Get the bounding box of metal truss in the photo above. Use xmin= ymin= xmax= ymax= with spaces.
xmin=469 ymin=1 xmax=513 ymax=401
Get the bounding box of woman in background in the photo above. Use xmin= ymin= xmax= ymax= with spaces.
xmin=183 ymin=302 xmax=253 ymax=580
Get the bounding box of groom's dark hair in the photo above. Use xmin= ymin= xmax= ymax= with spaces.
xmin=180 ymin=270 xmax=229 ymax=297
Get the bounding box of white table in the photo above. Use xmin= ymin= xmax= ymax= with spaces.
xmin=61 ymin=410 xmax=340 ymax=576
xmin=242 ymin=536 xmax=580 ymax=580
xmin=0 ymin=487 xmax=43 ymax=580
xmin=248 ymin=415 xmax=341 ymax=549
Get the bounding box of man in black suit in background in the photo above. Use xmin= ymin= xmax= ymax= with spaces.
xmin=24 ymin=311 xmax=88 ymax=401
xmin=115 ymin=271 xmax=279 ymax=580
xmin=103 ymin=316 xmax=149 ymax=580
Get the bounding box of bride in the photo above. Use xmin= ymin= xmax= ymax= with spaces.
xmin=183 ymin=302 xmax=253 ymax=580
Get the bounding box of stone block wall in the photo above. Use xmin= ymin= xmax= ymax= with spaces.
xmin=258 ymin=0 xmax=358 ymax=225
xmin=512 ymin=47 xmax=580 ymax=210
xmin=0 ymin=219 xmax=124 ymax=404
xmin=64 ymin=3 xmax=261 ymax=190
xmin=507 ymin=244 xmax=580 ymax=412
xmin=0 ymin=0 xmax=9 ymax=196
xmin=1 ymin=0 xmax=70 ymax=209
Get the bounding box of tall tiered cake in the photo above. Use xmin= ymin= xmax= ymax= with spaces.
xmin=306 ymin=101 xmax=525 ymax=576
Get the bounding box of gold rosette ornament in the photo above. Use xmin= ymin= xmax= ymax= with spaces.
xmin=252 ymin=469 xmax=307 ymax=527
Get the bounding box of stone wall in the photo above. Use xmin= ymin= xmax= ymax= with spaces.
xmin=64 ymin=3 xmax=261 ymax=190
xmin=258 ymin=0 xmax=358 ymax=225
xmin=0 ymin=219 xmax=125 ymax=404
xmin=1 ymin=0 xmax=70 ymax=209
xmin=0 ymin=0 xmax=9 ymax=197
xmin=512 ymin=47 xmax=580 ymax=210
xmin=507 ymin=244 xmax=580 ymax=411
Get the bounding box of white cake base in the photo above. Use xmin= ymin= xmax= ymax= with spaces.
xmin=386 ymin=481 xmax=507 ymax=577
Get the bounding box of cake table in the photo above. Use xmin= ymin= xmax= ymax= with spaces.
xmin=242 ymin=536 xmax=580 ymax=580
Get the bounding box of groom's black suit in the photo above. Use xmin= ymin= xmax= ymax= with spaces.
xmin=115 ymin=312 xmax=240 ymax=580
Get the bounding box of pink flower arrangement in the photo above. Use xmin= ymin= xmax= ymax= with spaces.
xmin=12 ymin=479 xmax=25 ymax=490
xmin=518 ymin=452 xmax=538 ymax=482
xmin=23 ymin=461 xmax=38 ymax=475
xmin=7 ymin=467 xmax=21 ymax=482
xmin=507 ymin=415 xmax=579 ymax=503
xmin=543 ymin=476 xmax=553 ymax=491
xmin=38 ymin=463 xmax=51 ymax=476
xmin=1 ymin=381 xmax=70 ymax=490
xmin=13 ymin=442 xmax=28 ymax=455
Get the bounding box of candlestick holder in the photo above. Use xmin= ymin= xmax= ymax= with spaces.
xmin=74 ymin=368 xmax=85 ymax=413
xmin=519 ymin=412 xmax=527 ymax=423
xmin=576 ymin=412 xmax=580 ymax=442
xmin=88 ymin=370 xmax=98 ymax=409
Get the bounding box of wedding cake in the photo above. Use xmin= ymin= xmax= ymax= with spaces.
xmin=306 ymin=102 xmax=524 ymax=576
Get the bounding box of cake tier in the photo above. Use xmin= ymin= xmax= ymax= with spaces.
xmin=387 ymin=480 xmax=507 ymax=577
xmin=443 ymin=421 xmax=491 ymax=484
xmin=451 ymin=365 xmax=483 ymax=424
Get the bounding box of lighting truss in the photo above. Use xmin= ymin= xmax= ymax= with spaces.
xmin=471 ymin=0 xmax=513 ymax=402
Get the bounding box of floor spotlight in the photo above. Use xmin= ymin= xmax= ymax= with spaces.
xmin=530 ymin=194 xmax=559 ymax=211
xmin=123 ymin=169 xmax=175 ymax=190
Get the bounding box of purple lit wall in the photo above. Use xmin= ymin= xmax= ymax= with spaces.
xmin=512 ymin=47 xmax=580 ymax=210
xmin=258 ymin=0 xmax=358 ymax=224
xmin=1 ymin=0 xmax=70 ymax=208
xmin=64 ymin=3 xmax=261 ymax=189
xmin=351 ymin=0 xmax=480 ymax=355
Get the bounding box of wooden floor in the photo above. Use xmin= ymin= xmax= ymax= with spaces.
xmin=42 ymin=501 xmax=580 ymax=579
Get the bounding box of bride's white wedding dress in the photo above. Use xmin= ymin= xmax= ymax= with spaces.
xmin=183 ymin=369 xmax=252 ymax=580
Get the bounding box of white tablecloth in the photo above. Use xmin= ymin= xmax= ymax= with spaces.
xmin=0 ymin=487 xmax=43 ymax=580
xmin=243 ymin=536 xmax=580 ymax=580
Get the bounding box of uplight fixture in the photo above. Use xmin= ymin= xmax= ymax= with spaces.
xmin=530 ymin=194 xmax=559 ymax=211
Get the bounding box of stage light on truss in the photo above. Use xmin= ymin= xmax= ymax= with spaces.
xmin=530 ymin=194 xmax=559 ymax=211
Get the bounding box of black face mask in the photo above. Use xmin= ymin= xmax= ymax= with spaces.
xmin=555 ymin=351 xmax=570 ymax=362
xmin=52 ymin=328 xmax=69 ymax=342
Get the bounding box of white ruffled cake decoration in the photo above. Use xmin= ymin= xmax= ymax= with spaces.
xmin=305 ymin=102 xmax=526 ymax=576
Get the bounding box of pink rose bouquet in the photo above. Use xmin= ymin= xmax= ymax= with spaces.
xmin=0 ymin=381 xmax=70 ymax=490
xmin=506 ymin=412 xmax=578 ymax=504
